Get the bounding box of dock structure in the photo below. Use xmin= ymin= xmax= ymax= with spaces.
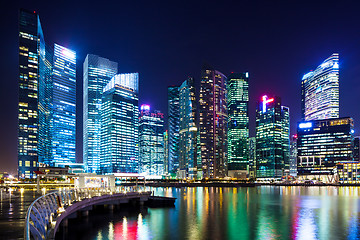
xmin=24 ymin=187 xmax=175 ymax=240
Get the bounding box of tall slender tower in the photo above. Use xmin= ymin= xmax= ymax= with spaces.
xmin=51 ymin=44 xmax=76 ymax=165
xmin=167 ymin=86 xmax=180 ymax=174
xmin=301 ymin=53 xmax=339 ymax=121
xmin=178 ymin=77 xmax=197 ymax=179
xmin=255 ymin=95 xmax=290 ymax=178
xmin=18 ymin=9 xmax=44 ymax=178
xmin=83 ymin=54 xmax=118 ymax=173
xmin=100 ymin=73 xmax=139 ymax=174
xmin=227 ymin=72 xmax=249 ymax=178
xmin=199 ymin=66 xmax=227 ymax=178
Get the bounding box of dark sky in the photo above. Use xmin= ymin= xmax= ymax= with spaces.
xmin=1 ymin=0 xmax=360 ymax=174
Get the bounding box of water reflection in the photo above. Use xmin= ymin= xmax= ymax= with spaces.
xmin=60 ymin=186 xmax=360 ymax=240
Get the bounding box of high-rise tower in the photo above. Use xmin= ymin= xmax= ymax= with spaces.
xmin=301 ymin=53 xmax=339 ymax=121
xmin=178 ymin=77 xmax=197 ymax=179
xmin=83 ymin=54 xmax=118 ymax=173
xmin=51 ymin=44 xmax=76 ymax=165
xmin=227 ymin=72 xmax=249 ymax=178
xmin=100 ymin=73 xmax=139 ymax=174
xmin=199 ymin=66 xmax=227 ymax=178
xmin=167 ymin=86 xmax=180 ymax=174
xmin=255 ymin=95 xmax=290 ymax=178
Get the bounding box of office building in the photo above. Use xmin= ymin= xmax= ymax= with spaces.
xmin=168 ymin=86 xmax=180 ymax=174
xmin=248 ymin=137 xmax=256 ymax=179
xmin=178 ymin=78 xmax=197 ymax=179
xmin=289 ymin=135 xmax=298 ymax=177
xmin=199 ymin=66 xmax=227 ymax=178
xmin=297 ymin=117 xmax=354 ymax=181
xmin=83 ymin=54 xmax=118 ymax=173
xmin=51 ymin=44 xmax=76 ymax=165
xmin=100 ymin=73 xmax=139 ymax=174
xmin=18 ymin=9 xmax=43 ymax=178
xmin=255 ymin=95 xmax=290 ymax=179
xmin=227 ymin=72 xmax=249 ymax=178
xmin=139 ymin=105 xmax=165 ymax=176
xmin=301 ymin=53 xmax=339 ymax=121
xmin=354 ymin=137 xmax=360 ymax=162
xmin=337 ymin=162 xmax=360 ymax=184
xmin=164 ymin=130 xmax=169 ymax=174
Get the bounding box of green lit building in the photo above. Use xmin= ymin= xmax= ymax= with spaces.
xmin=167 ymin=86 xmax=180 ymax=174
xmin=255 ymin=95 xmax=290 ymax=179
xmin=227 ymin=72 xmax=249 ymax=178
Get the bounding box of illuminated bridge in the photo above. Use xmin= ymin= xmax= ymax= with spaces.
xmin=24 ymin=187 xmax=175 ymax=240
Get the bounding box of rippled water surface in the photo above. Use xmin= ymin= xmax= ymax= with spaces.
xmin=58 ymin=186 xmax=360 ymax=240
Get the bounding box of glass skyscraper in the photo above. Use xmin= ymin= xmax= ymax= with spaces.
xmin=227 ymin=72 xmax=249 ymax=178
xmin=100 ymin=73 xmax=139 ymax=174
xmin=178 ymin=77 xmax=197 ymax=179
xmin=167 ymin=86 xmax=180 ymax=174
xmin=199 ymin=66 xmax=227 ymax=178
xmin=51 ymin=44 xmax=76 ymax=165
xmin=301 ymin=53 xmax=339 ymax=121
xmin=139 ymin=105 xmax=165 ymax=176
xmin=18 ymin=9 xmax=43 ymax=178
xmin=255 ymin=95 xmax=290 ymax=178
xmin=83 ymin=54 xmax=118 ymax=173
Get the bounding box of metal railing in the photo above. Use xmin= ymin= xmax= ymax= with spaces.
xmin=24 ymin=186 xmax=146 ymax=240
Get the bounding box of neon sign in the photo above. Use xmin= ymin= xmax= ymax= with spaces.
xmin=299 ymin=122 xmax=312 ymax=129
xmin=140 ymin=104 xmax=150 ymax=111
xmin=262 ymin=95 xmax=274 ymax=113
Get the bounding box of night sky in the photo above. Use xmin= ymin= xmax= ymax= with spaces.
xmin=1 ymin=0 xmax=360 ymax=174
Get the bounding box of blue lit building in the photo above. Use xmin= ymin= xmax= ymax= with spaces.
xmin=178 ymin=77 xmax=197 ymax=179
xmin=301 ymin=53 xmax=339 ymax=121
xmin=18 ymin=9 xmax=43 ymax=178
xmin=100 ymin=73 xmax=139 ymax=174
xmin=255 ymin=95 xmax=290 ymax=179
xmin=83 ymin=54 xmax=118 ymax=173
xmin=51 ymin=44 xmax=77 ymax=165
xmin=167 ymin=86 xmax=180 ymax=174
xmin=139 ymin=105 xmax=165 ymax=176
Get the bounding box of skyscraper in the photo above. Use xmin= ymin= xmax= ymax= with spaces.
xmin=51 ymin=44 xmax=76 ymax=165
xmin=301 ymin=53 xmax=339 ymax=121
xmin=227 ymin=72 xmax=249 ymax=178
xmin=168 ymin=86 xmax=180 ymax=174
xmin=178 ymin=77 xmax=197 ymax=179
xmin=255 ymin=95 xmax=290 ymax=178
xmin=83 ymin=54 xmax=118 ymax=173
xmin=139 ymin=105 xmax=165 ymax=176
xmin=199 ymin=66 xmax=227 ymax=178
xmin=100 ymin=73 xmax=139 ymax=174
xmin=18 ymin=9 xmax=43 ymax=178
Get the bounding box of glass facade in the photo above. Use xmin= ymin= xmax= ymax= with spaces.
xmin=248 ymin=137 xmax=256 ymax=179
xmin=301 ymin=53 xmax=339 ymax=121
xmin=178 ymin=77 xmax=197 ymax=179
xmin=18 ymin=9 xmax=42 ymax=178
xmin=255 ymin=96 xmax=290 ymax=178
xmin=83 ymin=54 xmax=118 ymax=173
xmin=337 ymin=162 xmax=360 ymax=184
xmin=297 ymin=117 xmax=354 ymax=176
xmin=227 ymin=72 xmax=249 ymax=176
xmin=139 ymin=106 xmax=165 ymax=176
xmin=51 ymin=44 xmax=76 ymax=165
xmin=167 ymin=86 xmax=180 ymax=174
xmin=199 ymin=67 xmax=227 ymax=178
xmin=100 ymin=73 xmax=139 ymax=174
xmin=289 ymin=135 xmax=298 ymax=177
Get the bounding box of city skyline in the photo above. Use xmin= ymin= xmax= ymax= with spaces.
xmin=2 ymin=1 xmax=360 ymax=173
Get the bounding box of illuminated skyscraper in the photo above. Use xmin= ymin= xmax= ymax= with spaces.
xmin=178 ymin=77 xmax=197 ymax=179
xmin=168 ymin=86 xmax=180 ymax=174
xmin=199 ymin=66 xmax=227 ymax=178
xmin=18 ymin=9 xmax=43 ymax=178
xmin=255 ymin=95 xmax=290 ymax=178
xmin=164 ymin=130 xmax=169 ymax=174
xmin=227 ymin=72 xmax=249 ymax=178
xmin=301 ymin=53 xmax=339 ymax=121
xmin=139 ymin=105 xmax=165 ymax=176
xmin=83 ymin=54 xmax=118 ymax=173
xmin=51 ymin=44 xmax=76 ymax=165
xmin=297 ymin=117 xmax=354 ymax=179
xmin=100 ymin=73 xmax=139 ymax=174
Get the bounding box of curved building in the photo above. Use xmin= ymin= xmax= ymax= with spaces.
xmin=301 ymin=53 xmax=339 ymax=121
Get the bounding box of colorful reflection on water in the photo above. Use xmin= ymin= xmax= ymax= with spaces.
xmin=63 ymin=186 xmax=360 ymax=240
